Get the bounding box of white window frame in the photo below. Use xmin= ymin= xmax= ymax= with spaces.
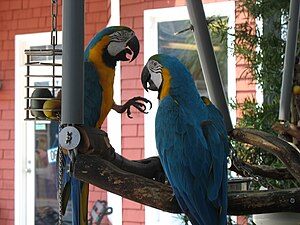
xmin=144 ymin=2 xmax=236 ymax=225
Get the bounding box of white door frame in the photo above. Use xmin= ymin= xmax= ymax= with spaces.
xmin=15 ymin=32 xmax=62 ymax=225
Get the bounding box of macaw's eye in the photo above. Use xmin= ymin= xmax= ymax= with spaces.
xmin=148 ymin=60 xmax=162 ymax=74
xmin=125 ymin=31 xmax=135 ymax=42
xmin=110 ymin=30 xmax=134 ymax=43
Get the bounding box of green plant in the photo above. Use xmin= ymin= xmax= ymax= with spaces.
xmin=235 ymin=0 xmax=289 ymax=103
xmin=228 ymin=0 xmax=300 ymax=189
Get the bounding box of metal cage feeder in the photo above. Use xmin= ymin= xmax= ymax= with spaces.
xmin=24 ymin=48 xmax=62 ymax=121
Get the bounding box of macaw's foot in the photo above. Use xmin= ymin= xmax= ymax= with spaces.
xmin=112 ymin=96 xmax=152 ymax=118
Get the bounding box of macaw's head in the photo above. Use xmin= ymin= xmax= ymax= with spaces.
xmin=141 ymin=54 xmax=197 ymax=101
xmin=86 ymin=26 xmax=140 ymax=67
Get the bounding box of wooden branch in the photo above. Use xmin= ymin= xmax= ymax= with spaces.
xmin=228 ymin=188 xmax=300 ymax=215
xmin=74 ymin=154 xmax=300 ymax=215
xmin=229 ymin=159 xmax=295 ymax=180
xmin=75 ymin=125 xmax=165 ymax=181
xmin=74 ymin=154 xmax=181 ymax=213
xmin=71 ymin=126 xmax=300 ymax=215
xmin=230 ymin=128 xmax=300 ymax=182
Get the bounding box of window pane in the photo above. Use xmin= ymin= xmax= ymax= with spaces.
xmin=35 ymin=121 xmax=58 ymax=224
xmin=158 ymin=18 xmax=228 ymax=97
xmin=32 ymin=76 xmax=70 ymax=224
xmin=35 ymin=121 xmax=72 ymax=225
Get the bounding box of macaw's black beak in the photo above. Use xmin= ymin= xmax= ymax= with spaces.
xmin=127 ymin=35 xmax=139 ymax=62
xmin=115 ymin=35 xmax=140 ymax=62
xmin=141 ymin=66 xmax=150 ymax=92
xmin=141 ymin=66 xmax=159 ymax=92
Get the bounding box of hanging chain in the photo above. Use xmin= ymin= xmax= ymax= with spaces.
xmin=57 ymin=119 xmax=64 ymax=225
xmin=51 ymin=0 xmax=58 ymax=46
xmin=51 ymin=0 xmax=58 ymax=98
xmin=51 ymin=1 xmax=63 ymax=224
xmin=229 ymin=142 xmax=276 ymax=190
xmin=58 ymin=144 xmax=64 ymax=225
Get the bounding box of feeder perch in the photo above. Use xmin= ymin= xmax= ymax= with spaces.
xmin=24 ymin=48 xmax=62 ymax=121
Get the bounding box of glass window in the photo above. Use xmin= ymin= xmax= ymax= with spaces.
xmin=157 ymin=17 xmax=228 ymax=97
xmin=34 ymin=120 xmax=72 ymax=225
xmin=29 ymin=44 xmax=71 ymax=224
xmin=34 ymin=120 xmax=65 ymax=225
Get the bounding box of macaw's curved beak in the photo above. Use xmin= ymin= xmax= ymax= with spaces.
xmin=127 ymin=35 xmax=139 ymax=62
xmin=141 ymin=66 xmax=160 ymax=92
xmin=141 ymin=66 xmax=150 ymax=92
xmin=114 ymin=35 xmax=140 ymax=62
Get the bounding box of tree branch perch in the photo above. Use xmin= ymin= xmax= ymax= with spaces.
xmin=230 ymin=128 xmax=300 ymax=182
xmin=70 ymin=125 xmax=300 ymax=215
xmin=229 ymin=159 xmax=295 ymax=180
xmin=74 ymin=154 xmax=300 ymax=215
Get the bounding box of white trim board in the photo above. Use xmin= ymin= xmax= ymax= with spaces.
xmin=106 ymin=1 xmax=123 ymax=225
xmin=15 ymin=31 xmax=62 ymax=225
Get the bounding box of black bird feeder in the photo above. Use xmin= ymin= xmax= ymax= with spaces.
xmin=24 ymin=0 xmax=62 ymax=121
xmin=24 ymin=48 xmax=62 ymax=121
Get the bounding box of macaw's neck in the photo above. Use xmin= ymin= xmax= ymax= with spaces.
xmin=159 ymin=68 xmax=203 ymax=109
xmin=159 ymin=68 xmax=172 ymax=101
xmin=87 ymin=36 xmax=116 ymax=89
xmin=87 ymin=35 xmax=116 ymax=69
xmin=87 ymin=35 xmax=116 ymax=127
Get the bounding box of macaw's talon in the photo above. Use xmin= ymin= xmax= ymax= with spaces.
xmin=131 ymin=101 xmax=147 ymax=112
xmin=112 ymin=96 xmax=152 ymax=119
xmin=132 ymin=96 xmax=153 ymax=109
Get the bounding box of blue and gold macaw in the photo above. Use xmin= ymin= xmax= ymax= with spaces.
xmin=60 ymin=26 xmax=143 ymax=225
xmin=141 ymin=54 xmax=229 ymax=225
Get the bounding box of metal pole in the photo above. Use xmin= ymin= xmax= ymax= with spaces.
xmin=279 ymin=0 xmax=300 ymax=121
xmin=186 ymin=0 xmax=233 ymax=132
xmin=62 ymin=0 xmax=84 ymax=124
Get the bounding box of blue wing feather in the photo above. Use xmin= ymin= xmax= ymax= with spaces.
xmin=156 ymin=95 xmax=228 ymax=225
xmin=84 ymin=62 xmax=102 ymax=127
xmin=202 ymin=121 xmax=228 ymax=219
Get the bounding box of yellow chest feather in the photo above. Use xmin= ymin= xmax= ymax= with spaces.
xmin=88 ymin=36 xmax=115 ymax=127
xmin=159 ymin=68 xmax=172 ymax=101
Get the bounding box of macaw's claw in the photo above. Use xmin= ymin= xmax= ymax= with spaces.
xmin=112 ymin=96 xmax=152 ymax=118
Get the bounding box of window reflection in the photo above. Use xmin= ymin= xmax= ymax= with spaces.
xmin=35 ymin=121 xmax=58 ymax=224
xmin=30 ymin=44 xmax=71 ymax=225
xmin=35 ymin=121 xmax=72 ymax=224
xmin=158 ymin=18 xmax=228 ymax=97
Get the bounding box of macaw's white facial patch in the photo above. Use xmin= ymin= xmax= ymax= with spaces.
xmin=147 ymin=59 xmax=163 ymax=90
xmin=108 ymin=30 xmax=135 ymax=57
xmin=149 ymin=70 xmax=162 ymax=90
xmin=107 ymin=41 xmax=127 ymax=57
